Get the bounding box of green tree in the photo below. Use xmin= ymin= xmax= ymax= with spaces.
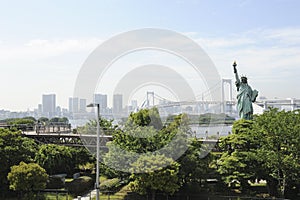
xmin=103 ymin=110 xmax=190 ymax=176
xmin=38 ymin=117 xmax=49 ymax=123
xmin=49 ymin=117 xmax=60 ymax=123
xmin=129 ymin=154 xmax=180 ymax=200
xmin=254 ymin=108 xmax=300 ymax=198
xmin=77 ymin=116 xmax=117 ymax=135
xmin=8 ymin=118 xmax=35 ymax=126
xmin=217 ymin=120 xmax=262 ymax=190
xmin=22 ymin=116 xmax=37 ymax=122
xmin=35 ymin=144 xmax=72 ymax=174
xmin=0 ymin=129 xmax=37 ymax=192
xmin=49 ymin=117 xmax=69 ymax=123
xmin=127 ymin=107 xmax=163 ymax=129
xmin=59 ymin=117 xmax=69 ymax=123
xmin=177 ymin=138 xmax=213 ymax=187
xmin=217 ymin=109 xmax=300 ymax=198
xmin=7 ymin=162 xmax=48 ymax=198
xmin=35 ymin=144 xmax=91 ymax=175
xmin=113 ymin=110 xmax=190 ymax=154
xmin=35 ymin=144 xmax=93 ymax=174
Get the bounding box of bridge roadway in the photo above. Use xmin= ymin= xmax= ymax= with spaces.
xmin=23 ymin=131 xmax=113 ymax=147
xmin=23 ymin=131 xmax=219 ymax=148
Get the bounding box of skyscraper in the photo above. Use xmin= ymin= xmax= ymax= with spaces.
xmin=79 ymin=99 xmax=87 ymax=112
xmin=113 ymin=94 xmax=123 ymax=114
xmin=94 ymin=94 xmax=108 ymax=110
xmin=42 ymin=94 xmax=56 ymax=117
xmin=68 ymin=97 xmax=73 ymax=113
xmin=72 ymin=97 xmax=79 ymax=113
xmin=69 ymin=97 xmax=81 ymax=113
xmin=38 ymin=104 xmax=42 ymax=114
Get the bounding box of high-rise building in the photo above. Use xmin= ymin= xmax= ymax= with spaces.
xmin=56 ymin=106 xmax=61 ymax=115
xmin=113 ymin=94 xmax=123 ymax=114
xmin=68 ymin=97 xmax=73 ymax=113
xmin=94 ymin=94 xmax=108 ymax=110
xmin=69 ymin=97 xmax=79 ymax=113
xmin=79 ymin=99 xmax=87 ymax=112
xmin=73 ymin=97 xmax=79 ymax=113
xmin=38 ymin=104 xmax=42 ymax=114
xmin=42 ymin=94 xmax=56 ymax=117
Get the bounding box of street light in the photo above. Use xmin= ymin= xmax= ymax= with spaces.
xmin=87 ymin=103 xmax=100 ymax=200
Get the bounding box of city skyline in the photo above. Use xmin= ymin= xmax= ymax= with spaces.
xmin=1 ymin=0 xmax=300 ymax=111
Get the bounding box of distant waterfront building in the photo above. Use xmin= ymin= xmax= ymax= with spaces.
xmin=68 ymin=97 xmax=73 ymax=113
xmin=113 ymin=94 xmax=123 ymax=114
xmin=79 ymin=99 xmax=87 ymax=112
xmin=56 ymin=106 xmax=62 ymax=116
xmin=38 ymin=104 xmax=42 ymax=114
xmin=42 ymin=94 xmax=56 ymax=117
xmin=72 ymin=97 xmax=79 ymax=113
xmin=69 ymin=97 xmax=87 ymax=113
xmin=68 ymin=97 xmax=80 ymax=113
xmin=94 ymin=94 xmax=108 ymax=110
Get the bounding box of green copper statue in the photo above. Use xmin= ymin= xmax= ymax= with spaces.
xmin=233 ymin=61 xmax=258 ymax=120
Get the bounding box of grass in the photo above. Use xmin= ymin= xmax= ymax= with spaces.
xmin=44 ymin=193 xmax=73 ymax=200
xmin=100 ymin=176 xmax=108 ymax=183
xmin=65 ymin=178 xmax=73 ymax=183
xmin=250 ymin=181 xmax=267 ymax=187
xmin=91 ymin=184 xmax=131 ymax=200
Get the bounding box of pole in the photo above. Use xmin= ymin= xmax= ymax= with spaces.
xmin=96 ymin=104 xmax=100 ymax=200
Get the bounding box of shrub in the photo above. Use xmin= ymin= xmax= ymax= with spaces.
xmin=66 ymin=176 xmax=93 ymax=196
xmin=100 ymin=178 xmax=122 ymax=193
xmin=46 ymin=176 xmax=64 ymax=189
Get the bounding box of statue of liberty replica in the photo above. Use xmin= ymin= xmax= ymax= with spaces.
xmin=233 ymin=61 xmax=258 ymax=120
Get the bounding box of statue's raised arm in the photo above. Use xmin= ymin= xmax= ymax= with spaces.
xmin=233 ymin=61 xmax=240 ymax=84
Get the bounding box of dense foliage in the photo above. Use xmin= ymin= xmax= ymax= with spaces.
xmin=0 ymin=129 xmax=37 ymax=192
xmin=7 ymin=162 xmax=48 ymax=194
xmin=129 ymin=154 xmax=180 ymax=200
xmin=102 ymin=108 xmax=215 ymax=199
xmin=35 ymin=144 xmax=93 ymax=175
xmin=218 ymin=108 xmax=300 ymax=198
xmin=0 ymin=126 xmax=93 ymax=198
xmin=0 ymin=108 xmax=299 ymax=199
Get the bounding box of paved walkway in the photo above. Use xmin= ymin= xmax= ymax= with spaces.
xmin=73 ymin=189 xmax=96 ymax=200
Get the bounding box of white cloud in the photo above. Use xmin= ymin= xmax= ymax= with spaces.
xmin=188 ymin=27 xmax=300 ymax=98
xmin=0 ymin=37 xmax=103 ymax=62
xmin=192 ymin=27 xmax=300 ymax=70
xmin=196 ymin=37 xmax=255 ymax=48
xmin=262 ymin=28 xmax=300 ymax=45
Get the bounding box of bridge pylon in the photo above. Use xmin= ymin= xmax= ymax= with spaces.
xmin=146 ymin=91 xmax=155 ymax=107
xmin=221 ymin=79 xmax=233 ymax=113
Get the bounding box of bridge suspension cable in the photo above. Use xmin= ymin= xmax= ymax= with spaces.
xmin=195 ymin=80 xmax=222 ymax=100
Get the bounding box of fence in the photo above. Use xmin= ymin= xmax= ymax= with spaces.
xmin=97 ymin=192 xmax=290 ymax=200
xmin=39 ymin=189 xmax=70 ymax=200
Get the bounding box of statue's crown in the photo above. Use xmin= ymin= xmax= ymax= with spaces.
xmin=241 ymin=74 xmax=247 ymax=79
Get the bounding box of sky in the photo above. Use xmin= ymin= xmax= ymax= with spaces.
xmin=1 ymin=0 xmax=300 ymax=111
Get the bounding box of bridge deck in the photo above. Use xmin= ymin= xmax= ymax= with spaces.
xmin=23 ymin=131 xmax=219 ymax=148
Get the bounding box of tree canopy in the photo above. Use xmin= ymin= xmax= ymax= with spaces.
xmin=35 ymin=144 xmax=92 ymax=175
xmin=129 ymin=154 xmax=180 ymax=200
xmin=0 ymin=129 xmax=37 ymax=191
xmin=7 ymin=162 xmax=48 ymax=194
xmin=218 ymin=108 xmax=300 ymax=198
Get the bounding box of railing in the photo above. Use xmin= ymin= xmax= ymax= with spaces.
xmin=90 ymin=192 xmax=291 ymax=200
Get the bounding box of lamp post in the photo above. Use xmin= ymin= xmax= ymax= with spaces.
xmin=87 ymin=103 xmax=100 ymax=200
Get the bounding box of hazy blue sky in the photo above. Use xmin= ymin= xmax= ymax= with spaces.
xmin=1 ymin=0 xmax=300 ymax=111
